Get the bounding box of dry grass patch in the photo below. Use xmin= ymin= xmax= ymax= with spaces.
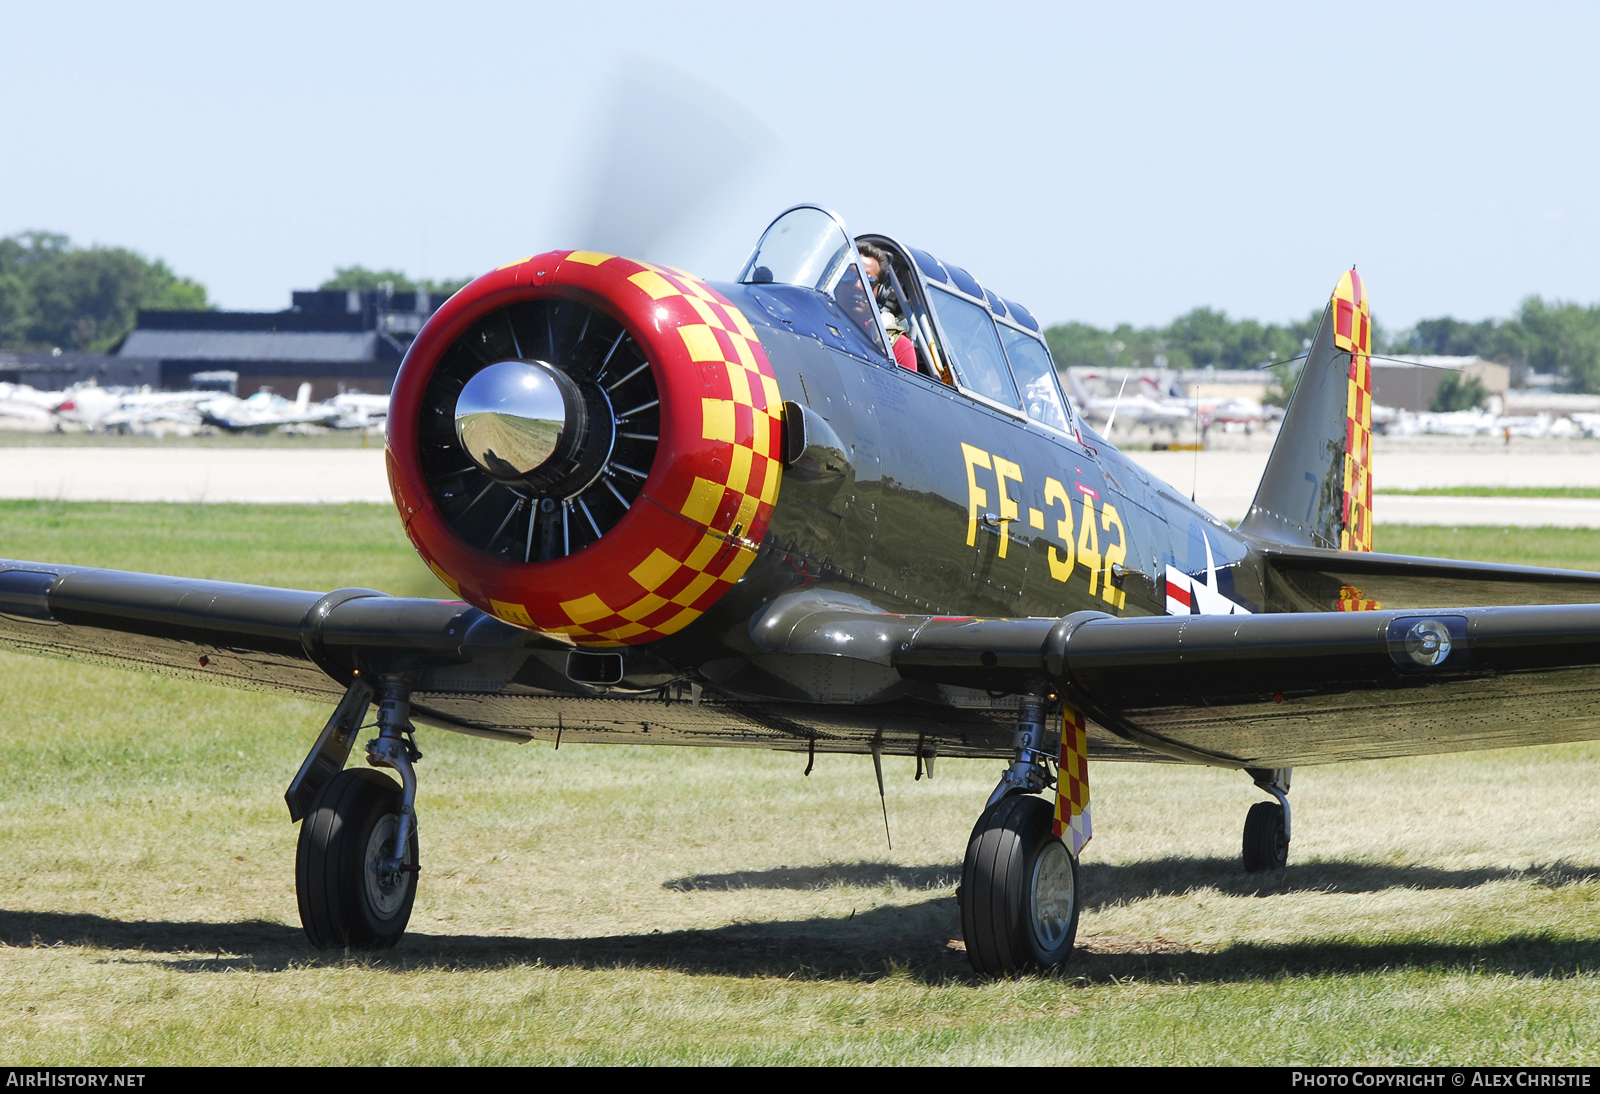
xmin=2 ymin=653 xmax=1597 ymax=1063
xmin=0 ymin=507 xmax=1597 ymax=1062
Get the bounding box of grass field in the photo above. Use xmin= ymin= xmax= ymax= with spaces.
xmin=1380 ymin=486 xmax=1600 ymax=499
xmin=1 ymin=503 xmax=1598 ymax=1064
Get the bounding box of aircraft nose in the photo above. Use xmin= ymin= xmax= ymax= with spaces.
xmin=454 ymin=360 xmax=583 ymax=481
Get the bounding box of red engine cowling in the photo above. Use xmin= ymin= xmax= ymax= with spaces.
xmin=386 ymin=250 xmax=784 ymax=646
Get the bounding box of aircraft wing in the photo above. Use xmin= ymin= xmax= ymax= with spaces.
xmin=7 ymin=557 xmax=1600 ymax=771
xmin=892 ymin=602 xmax=1600 ymax=768
xmin=0 ymin=558 xmax=1107 ymax=761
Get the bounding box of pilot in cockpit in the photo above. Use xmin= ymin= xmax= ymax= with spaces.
xmin=855 ymin=242 xmax=919 ymax=374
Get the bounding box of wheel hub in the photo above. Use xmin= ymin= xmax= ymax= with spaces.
xmin=364 ymin=814 xmax=412 ymax=920
xmin=1030 ymin=840 xmax=1076 ymax=951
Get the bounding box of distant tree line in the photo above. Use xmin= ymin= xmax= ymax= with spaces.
xmin=1045 ymin=297 xmax=1600 ymax=393
xmin=0 ymin=231 xmax=209 ymax=352
xmin=1390 ymin=298 xmax=1600 ymax=391
xmin=320 ymin=266 xmax=471 ymax=297
xmin=8 ymin=227 xmax=1596 ymax=394
xmin=1429 ymin=372 xmax=1489 ymax=412
xmin=1045 ymin=307 xmax=1325 ymax=374
xmin=0 ymin=233 xmax=477 ymax=356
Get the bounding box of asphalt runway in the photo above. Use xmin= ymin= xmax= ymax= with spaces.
xmin=0 ymin=447 xmax=392 ymax=504
xmin=1130 ymin=446 xmax=1600 ymax=526
xmin=4 ymin=440 xmax=1600 ymax=525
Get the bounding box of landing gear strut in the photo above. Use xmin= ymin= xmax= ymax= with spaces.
xmin=1242 ymin=766 xmax=1291 ymax=873
xmin=293 ymin=674 xmax=422 ymax=949
xmin=959 ymin=691 xmax=1080 ymax=976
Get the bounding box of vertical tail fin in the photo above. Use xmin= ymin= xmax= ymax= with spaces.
xmin=1238 ymin=270 xmax=1373 ymax=550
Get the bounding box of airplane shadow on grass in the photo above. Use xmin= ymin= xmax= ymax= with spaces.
xmin=2 ymin=857 xmax=1595 ymax=986
xmin=662 ymin=861 xmax=960 ymax=892
xmin=664 ymin=856 xmax=1600 ymax=910
xmin=1078 ymin=856 xmax=1600 ymax=911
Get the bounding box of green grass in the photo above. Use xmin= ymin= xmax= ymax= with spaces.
xmin=1379 ymin=486 xmax=1600 ymax=499
xmin=1377 ymin=524 xmax=1600 ymax=571
xmin=1 ymin=505 xmax=1598 ymax=1063
xmin=0 ymin=500 xmax=451 ymax=596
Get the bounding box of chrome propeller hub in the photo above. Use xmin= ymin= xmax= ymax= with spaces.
xmin=420 ymin=297 xmax=656 ymax=563
xmin=454 ymin=359 xmax=581 ymax=480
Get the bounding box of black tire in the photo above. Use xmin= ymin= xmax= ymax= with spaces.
xmin=296 ymin=768 xmax=418 ymax=950
xmin=959 ymin=794 xmax=1080 ymax=977
xmin=1242 ymin=800 xmax=1289 ymax=873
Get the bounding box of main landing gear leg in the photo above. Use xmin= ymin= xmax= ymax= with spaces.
xmin=1242 ymin=766 xmax=1291 ymax=873
xmin=295 ymin=674 xmax=422 ymax=949
xmin=960 ymin=688 xmax=1080 ymax=977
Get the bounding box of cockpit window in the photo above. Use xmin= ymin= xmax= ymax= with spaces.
xmin=741 ymin=206 xmax=888 ymax=358
xmin=998 ymin=326 xmax=1070 ymax=432
xmin=927 ymin=287 xmax=1020 ymax=409
xmin=1002 ymin=297 xmax=1039 ymax=332
xmin=907 ymin=247 xmax=949 ymax=284
xmin=833 ymin=263 xmax=887 ymax=354
xmin=944 ymin=263 xmax=985 ymax=299
xmin=740 ymin=207 xmax=852 ymax=292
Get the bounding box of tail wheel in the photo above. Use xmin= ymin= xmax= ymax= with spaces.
xmin=960 ymin=794 xmax=1080 ymax=976
xmin=1242 ymin=800 xmax=1289 ymax=873
xmin=416 ymin=297 xmax=659 ymax=562
xmin=297 ymin=768 xmax=418 ymax=950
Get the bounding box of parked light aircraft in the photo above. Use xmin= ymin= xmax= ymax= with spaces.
xmin=6 ymin=206 xmax=1600 ymax=976
xmin=1 ymin=382 xmax=387 ymax=435
xmin=1073 ymin=374 xmax=1266 ymax=436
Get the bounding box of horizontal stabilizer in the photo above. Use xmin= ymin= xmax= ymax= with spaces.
xmin=1258 ymin=543 xmax=1600 ymax=612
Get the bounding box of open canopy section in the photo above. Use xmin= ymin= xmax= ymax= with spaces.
xmin=740 ymin=206 xmax=853 ymax=291
xmin=739 ymin=205 xmax=886 ymax=355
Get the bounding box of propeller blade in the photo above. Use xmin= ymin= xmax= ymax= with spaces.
xmin=561 ymin=54 xmax=779 ymax=263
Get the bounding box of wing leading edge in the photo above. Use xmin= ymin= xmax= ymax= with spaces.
xmin=0 ymin=559 xmax=1143 ymax=761
xmin=893 ymin=604 xmax=1600 ymax=767
xmin=8 ymin=558 xmax=1600 ymax=769
xmin=0 ymin=560 xmax=550 ymax=742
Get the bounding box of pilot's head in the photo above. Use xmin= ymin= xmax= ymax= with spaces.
xmin=855 ymin=241 xmax=894 ymax=311
xmin=856 ymin=241 xmax=890 ymax=286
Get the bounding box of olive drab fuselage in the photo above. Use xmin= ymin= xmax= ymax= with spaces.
xmin=651 ymin=277 xmax=1265 ymax=667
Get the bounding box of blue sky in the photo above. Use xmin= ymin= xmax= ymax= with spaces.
xmin=4 ymin=1 xmax=1597 ymax=330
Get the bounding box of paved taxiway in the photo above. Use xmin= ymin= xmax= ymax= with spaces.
xmin=0 ymin=447 xmax=392 ymax=504
xmin=1131 ymin=446 xmax=1600 ymax=526
xmin=3 ymin=439 xmax=1600 ymax=525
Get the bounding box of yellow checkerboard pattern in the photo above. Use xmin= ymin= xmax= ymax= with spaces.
xmin=1053 ymin=703 xmax=1093 ymax=857
xmin=536 ymin=255 xmax=783 ymax=647
xmin=1333 ymin=270 xmax=1374 ymax=553
xmin=1335 ymin=583 xmax=1382 ymax=612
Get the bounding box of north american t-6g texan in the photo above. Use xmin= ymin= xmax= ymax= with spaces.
xmin=6 ymin=205 xmax=1600 ymax=977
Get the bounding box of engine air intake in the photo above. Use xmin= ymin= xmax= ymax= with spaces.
xmin=387 ymin=251 xmax=785 ymax=647
xmin=417 ymin=298 xmax=659 ymax=562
